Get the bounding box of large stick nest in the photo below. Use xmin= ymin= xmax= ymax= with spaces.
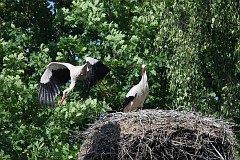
xmin=78 ymin=109 xmax=236 ymax=160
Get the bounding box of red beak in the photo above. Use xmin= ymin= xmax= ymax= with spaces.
xmin=142 ymin=67 xmax=145 ymax=73
xmin=59 ymin=94 xmax=67 ymax=106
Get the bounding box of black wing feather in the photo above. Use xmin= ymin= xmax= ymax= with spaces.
xmin=94 ymin=61 xmax=110 ymax=81
xmin=47 ymin=82 xmax=54 ymax=106
xmin=39 ymin=68 xmax=70 ymax=106
xmin=122 ymin=95 xmax=136 ymax=111
xmin=81 ymin=61 xmax=110 ymax=98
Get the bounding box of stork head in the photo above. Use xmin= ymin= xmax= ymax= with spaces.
xmin=59 ymin=88 xmax=71 ymax=106
xmin=142 ymin=64 xmax=146 ymax=74
xmin=77 ymin=63 xmax=88 ymax=80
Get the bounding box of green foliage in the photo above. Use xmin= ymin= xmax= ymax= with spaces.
xmin=0 ymin=0 xmax=239 ymax=159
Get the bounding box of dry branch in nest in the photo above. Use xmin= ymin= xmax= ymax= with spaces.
xmin=78 ymin=109 xmax=236 ymax=160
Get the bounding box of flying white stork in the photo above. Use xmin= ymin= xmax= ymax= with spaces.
xmin=38 ymin=57 xmax=112 ymax=106
xmin=123 ymin=64 xmax=149 ymax=112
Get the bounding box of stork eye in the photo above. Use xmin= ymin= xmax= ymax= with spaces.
xmin=63 ymin=90 xmax=69 ymax=95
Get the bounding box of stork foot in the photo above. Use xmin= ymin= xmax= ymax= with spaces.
xmin=107 ymin=90 xmax=115 ymax=96
xmin=101 ymin=92 xmax=107 ymax=97
xmin=97 ymin=83 xmax=107 ymax=97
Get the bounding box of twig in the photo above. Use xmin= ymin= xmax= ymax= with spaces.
xmin=211 ymin=143 xmax=224 ymax=160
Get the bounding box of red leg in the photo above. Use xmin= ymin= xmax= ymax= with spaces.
xmin=139 ymin=106 xmax=143 ymax=111
xmin=129 ymin=105 xmax=133 ymax=112
xmin=100 ymin=80 xmax=115 ymax=96
xmin=97 ymin=83 xmax=107 ymax=97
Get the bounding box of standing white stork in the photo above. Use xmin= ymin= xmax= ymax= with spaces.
xmin=38 ymin=57 xmax=112 ymax=106
xmin=123 ymin=64 xmax=149 ymax=112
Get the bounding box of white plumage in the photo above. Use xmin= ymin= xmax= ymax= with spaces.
xmin=123 ymin=64 xmax=149 ymax=112
xmin=38 ymin=57 xmax=110 ymax=106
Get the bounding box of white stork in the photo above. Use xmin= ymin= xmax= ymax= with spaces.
xmin=123 ymin=64 xmax=149 ymax=112
xmin=38 ymin=57 xmax=112 ymax=106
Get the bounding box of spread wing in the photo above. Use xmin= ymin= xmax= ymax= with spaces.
xmin=38 ymin=62 xmax=71 ymax=106
xmin=81 ymin=60 xmax=110 ymax=98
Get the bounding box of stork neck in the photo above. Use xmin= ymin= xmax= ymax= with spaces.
xmin=69 ymin=81 xmax=76 ymax=90
xmin=140 ymin=71 xmax=148 ymax=84
xmin=64 ymin=80 xmax=76 ymax=94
